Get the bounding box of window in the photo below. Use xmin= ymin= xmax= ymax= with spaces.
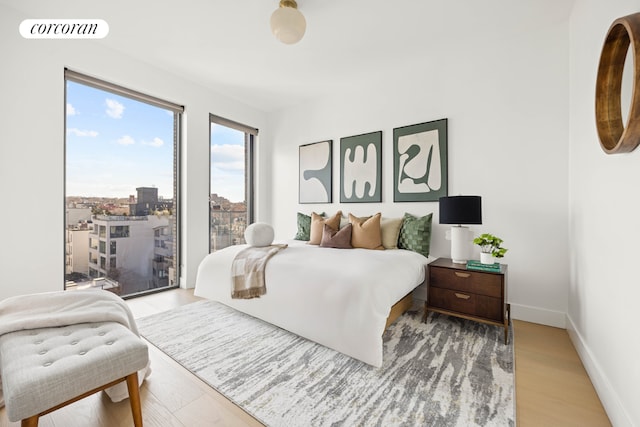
xmin=110 ymin=225 xmax=130 ymax=238
xmin=209 ymin=115 xmax=256 ymax=253
xmin=65 ymin=70 xmax=183 ymax=297
xmin=209 ymin=115 xmax=258 ymax=252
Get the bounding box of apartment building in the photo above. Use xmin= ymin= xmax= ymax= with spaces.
xmin=89 ymin=214 xmax=170 ymax=295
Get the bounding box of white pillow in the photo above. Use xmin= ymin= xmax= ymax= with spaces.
xmin=244 ymin=223 xmax=274 ymax=247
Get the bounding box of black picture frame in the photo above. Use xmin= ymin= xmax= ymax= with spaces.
xmin=393 ymin=119 xmax=448 ymax=202
xmin=339 ymin=131 xmax=382 ymax=203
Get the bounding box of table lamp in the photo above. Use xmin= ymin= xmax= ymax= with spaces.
xmin=439 ymin=196 xmax=482 ymax=264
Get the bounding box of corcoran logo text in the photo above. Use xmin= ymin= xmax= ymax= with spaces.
xmin=20 ymin=19 xmax=109 ymax=39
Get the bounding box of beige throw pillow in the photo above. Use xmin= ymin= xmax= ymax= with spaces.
xmin=309 ymin=211 xmax=342 ymax=245
xmin=349 ymin=213 xmax=384 ymax=250
xmin=380 ymin=217 xmax=403 ymax=249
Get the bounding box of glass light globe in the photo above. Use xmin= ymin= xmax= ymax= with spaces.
xmin=270 ymin=6 xmax=306 ymax=44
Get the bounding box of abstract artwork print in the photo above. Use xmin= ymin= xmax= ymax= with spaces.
xmin=340 ymin=131 xmax=382 ymax=203
xmin=393 ymin=119 xmax=448 ymax=202
xmin=299 ymin=140 xmax=332 ymax=203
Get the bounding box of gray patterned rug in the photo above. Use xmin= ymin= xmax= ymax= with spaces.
xmin=137 ymin=300 xmax=515 ymax=427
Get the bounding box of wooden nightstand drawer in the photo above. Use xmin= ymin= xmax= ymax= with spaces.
xmin=424 ymin=258 xmax=510 ymax=344
xmin=429 ymin=287 xmax=504 ymax=321
xmin=430 ymin=266 xmax=502 ymax=298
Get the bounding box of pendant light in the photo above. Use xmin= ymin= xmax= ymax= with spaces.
xmin=270 ymin=0 xmax=306 ymax=44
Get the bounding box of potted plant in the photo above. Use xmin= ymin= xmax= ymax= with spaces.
xmin=473 ymin=233 xmax=508 ymax=264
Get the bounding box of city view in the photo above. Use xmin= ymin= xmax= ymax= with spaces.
xmin=209 ymin=121 xmax=250 ymax=253
xmin=65 ymin=77 xmax=249 ymax=297
xmin=65 ymin=188 xmax=247 ymax=297
xmin=65 ymin=187 xmax=176 ymax=296
xmin=210 ymin=193 xmax=247 ymax=251
xmin=65 ymin=77 xmax=178 ymax=297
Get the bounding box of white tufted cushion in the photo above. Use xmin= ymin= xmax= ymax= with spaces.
xmin=244 ymin=222 xmax=274 ymax=247
xmin=0 ymin=321 xmax=148 ymax=422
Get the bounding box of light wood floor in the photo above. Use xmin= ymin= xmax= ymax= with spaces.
xmin=0 ymin=288 xmax=611 ymax=427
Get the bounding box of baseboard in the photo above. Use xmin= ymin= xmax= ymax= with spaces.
xmin=566 ymin=315 xmax=634 ymax=427
xmin=506 ymin=303 xmax=566 ymax=328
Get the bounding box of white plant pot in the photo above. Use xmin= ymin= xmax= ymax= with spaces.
xmin=480 ymin=252 xmax=495 ymax=265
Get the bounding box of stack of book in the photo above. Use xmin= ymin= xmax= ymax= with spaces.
xmin=466 ymin=260 xmax=501 ymax=272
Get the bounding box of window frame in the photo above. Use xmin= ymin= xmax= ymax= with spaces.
xmin=64 ymin=69 xmax=183 ymax=296
xmin=208 ymin=114 xmax=257 ymax=253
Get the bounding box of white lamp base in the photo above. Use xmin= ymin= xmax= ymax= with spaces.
xmin=450 ymin=226 xmax=469 ymax=264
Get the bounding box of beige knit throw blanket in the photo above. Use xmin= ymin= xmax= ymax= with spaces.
xmin=231 ymin=244 xmax=288 ymax=299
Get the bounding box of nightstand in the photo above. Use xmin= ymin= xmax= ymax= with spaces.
xmin=423 ymin=257 xmax=511 ymax=344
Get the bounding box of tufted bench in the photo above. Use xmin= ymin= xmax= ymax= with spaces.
xmin=0 ymin=321 xmax=148 ymax=427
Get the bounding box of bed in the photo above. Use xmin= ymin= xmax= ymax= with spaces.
xmin=194 ymin=239 xmax=432 ymax=367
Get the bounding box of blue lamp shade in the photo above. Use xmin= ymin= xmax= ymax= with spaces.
xmin=439 ymin=196 xmax=482 ymax=225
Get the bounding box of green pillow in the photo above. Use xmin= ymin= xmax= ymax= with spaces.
xmin=294 ymin=212 xmax=324 ymax=241
xmin=398 ymin=212 xmax=433 ymax=257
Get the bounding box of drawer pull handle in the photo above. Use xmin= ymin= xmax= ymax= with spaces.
xmin=455 ymin=293 xmax=471 ymax=300
xmin=454 ymin=272 xmax=471 ymax=278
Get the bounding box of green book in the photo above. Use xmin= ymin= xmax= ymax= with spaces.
xmin=467 ymin=260 xmax=500 ymax=266
xmin=466 ymin=261 xmax=501 ymax=272
xmin=467 ymin=265 xmax=501 ymax=273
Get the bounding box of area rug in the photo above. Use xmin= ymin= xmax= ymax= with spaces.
xmin=137 ymin=300 xmax=515 ymax=427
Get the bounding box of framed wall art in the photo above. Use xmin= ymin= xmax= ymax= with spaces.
xmin=299 ymin=140 xmax=332 ymax=203
xmin=393 ymin=118 xmax=448 ymax=202
xmin=340 ymin=131 xmax=382 ymax=203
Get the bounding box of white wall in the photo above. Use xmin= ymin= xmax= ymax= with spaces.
xmin=268 ymin=17 xmax=571 ymax=327
xmin=0 ymin=4 xmax=268 ymax=300
xmin=2 ymin=0 xmax=637 ymax=423
xmin=569 ymin=1 xmax=640 ymax=425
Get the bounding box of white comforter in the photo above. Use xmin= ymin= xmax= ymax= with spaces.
xmin=194 ymin=240 xmax=431 ymax=367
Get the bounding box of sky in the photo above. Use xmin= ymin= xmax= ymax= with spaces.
xmin=66 ymin=81 xmax=246 ymax=202
xmin=210 ymin=124 xmax=245 ymax=203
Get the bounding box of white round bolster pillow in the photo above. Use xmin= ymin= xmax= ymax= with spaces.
xmin=244 ymin=222 xmax=274 ymax=247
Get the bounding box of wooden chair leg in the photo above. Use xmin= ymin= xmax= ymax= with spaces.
xmin=126 ymin=372 xmax=144 ymax=427
xmin=21 ymin=415 xmax=39 ymax=427
xmin=17 ymin=374 xmax=143 ymax=427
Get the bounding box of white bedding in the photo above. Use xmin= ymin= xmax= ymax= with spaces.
xmin=194 ymin=240 xmax=432 ymax=367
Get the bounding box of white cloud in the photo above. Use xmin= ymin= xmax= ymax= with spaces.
xmin=142 ymin=137 xmax=164 ymax=147
xmin=211 ymin=144 xmax=245 ymax=171
xmin=105 ymin=98 xmax=124 ymax=119
xmin=117 ymin=135 xmax=135 ymax=145
xmin=67 ymin=128 xmax=98 ymax=137
xmin=213 ymin=161 xmax=245 ymax=172
xmin=66 ymin=103 xmax=76 ymax=116
xmin=211 ymin=144 xmax=243 ymax=161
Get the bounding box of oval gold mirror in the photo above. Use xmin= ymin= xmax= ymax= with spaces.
xmin=595 ymin=13 xmax=640 ymax=154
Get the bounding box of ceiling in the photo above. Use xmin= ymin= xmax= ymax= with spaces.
xmin=4 ymin=0 xmax=575 ymax=112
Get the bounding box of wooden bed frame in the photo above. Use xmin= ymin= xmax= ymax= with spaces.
xmin=384 ymin=267 xmax=427 ymax=329
xmin=385 ymin=293 xmax=413 ymax=329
